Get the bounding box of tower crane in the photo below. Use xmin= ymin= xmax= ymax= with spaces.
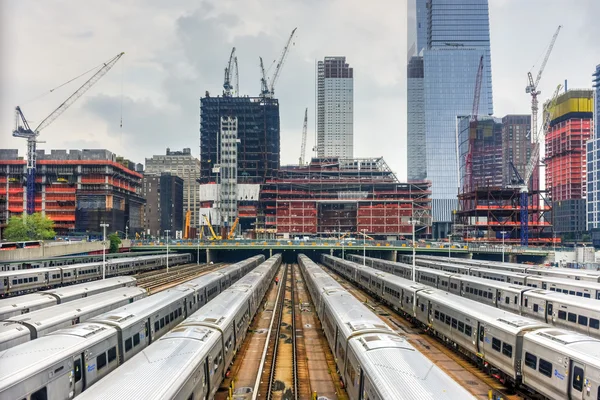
xmin=299 ymin=108 xmax=308 ymax=166
xmin=223 ymin=47 xmax=236 ymax=97
xmin=464 ymin=55 xmax=484 ymax=193
xmin=234 ymin=55 xmax=239 ymax=96
xmin=259 ymin=28 xmax=297 ymax=98
xmin=13 ymin=52 xmax=125 ymax=215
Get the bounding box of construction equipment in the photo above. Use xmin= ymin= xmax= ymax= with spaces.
xmin=183 ymin=210 xmax=191 ymax=239
xmin=234 ymin=55 xmax=239 ymax=96
xmin=202 ymin=214 xmax=221 ymax=241
xmin=299 ymin=108 xmax=308 ymax=165
xmin=259 ymin=28 xmax=297 ymax=98
xmin=227 ymin=217 xmax=239 ymax=240
xmin=464 ymin=55 xmax=484 ymax=193
xmin=223 ymin=47 xmax=236 ymax=97
xmin=13 ymin=52 xmax=125 ymax=215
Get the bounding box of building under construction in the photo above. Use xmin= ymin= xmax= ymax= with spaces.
xmin=0 ymin=149 xmax=144 ymax=237
xmin=199 ymin=96 xmax=280 ymax=185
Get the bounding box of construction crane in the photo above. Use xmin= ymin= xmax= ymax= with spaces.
xmin=13 ymin=52 xmax=125 ymax=215
xmin=234 ymin=55 xmax=239 ymax=96
xmin=299 ymin=108 xmax=308 ymax=165
xmin=510 ymin=84 xmax=562 ymax=246
xmin=464 ymin=55 xmax=484 ymax=193
xmin=227 ymin=217 xmax=239 ymax=240
xmin=223 ymin=47 xmax=236 ymax=97
xmin=183 ymin=210 xmax=191 ymax=239
xmin=525 ymin=25 xmax=561 ymax=143
xmin=259 ymin=28 xmax=297 ymax=98
xmin=202 ymin=214 xmax=221 ymax=241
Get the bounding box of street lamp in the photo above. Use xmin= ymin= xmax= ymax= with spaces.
xmin=165 ymin=230 xmax=171 ymax=273
xmin=125 ymin=225 xmax=129 ymax=240
xmin=500 ymin=230 xmax=508 ymax=263
xmin=100 ymin=223 xmax=109 ymax=279
xmin=410 ymin=218 xmax=419 ymax=282
xmin=362 ymin=229 xmax=367 ymax=265
xmin=197 ymin=231 xmax=201 ymax=265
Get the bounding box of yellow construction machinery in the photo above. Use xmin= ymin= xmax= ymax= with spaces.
xmin=227 ymin=218 xmax=239 ymax=240
xmin=202 ymin=215 xmax=221 ymax=241
xmin=183 ymin=210 xmax=191 ymax=239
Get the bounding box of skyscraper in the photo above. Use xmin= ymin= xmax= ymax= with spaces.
xmin=585 ymin=65 xmax=600 ymax=244
xmin=407 ymin=0 xmax=494 ymax=238
xmin=316 ymin=57 xmax=354 ymax=158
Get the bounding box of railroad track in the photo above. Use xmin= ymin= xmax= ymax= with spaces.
xmin=256 ymin=263 xmax=302 ymax=400
xmin=137 ymin=263 xmax=224 ymax=293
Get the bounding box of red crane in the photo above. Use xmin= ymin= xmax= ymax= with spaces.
xmin=464 ymin=55 xmax=484 ymax=193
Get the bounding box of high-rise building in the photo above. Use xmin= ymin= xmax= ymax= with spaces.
xmin=0 ymin=149 xmax=144 ymax=237
xmin=586 ymin=65 xmax=600 ymax=245
xmin=200 ymin=96 xmax=280 ymax=184
xmin=142 ymin=172 xmax=184 ymax=238
xmin=145 ymin=148 xmax=201 ymax=231
xmin=316 ymin=57 xmax=354 ymax=158
xmin=407 ymin=0 xmax=494 ymax=238
xmin=545 ymin=89 xmax=593 ymax=238
xmin=501 ymin=114 xmax=536 ymax=187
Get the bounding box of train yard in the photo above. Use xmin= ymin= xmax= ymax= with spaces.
xmin=1 ymin=251 xmax=599 ymax=399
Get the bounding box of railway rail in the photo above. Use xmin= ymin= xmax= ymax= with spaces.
xmin=136 ymin=263 xmax=224 ymax=293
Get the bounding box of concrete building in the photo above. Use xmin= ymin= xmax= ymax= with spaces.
xmin=145 ymin=148 xmax=200 ymax=232
xmin=0 ymin=149 xmax=144 ymax=237
xmin=142 ymin=173 xmax=184 ymax=238
xmin=407 ymin=0 xmax=494 ymax=238
xmin=316 ymin=57 xmax=354 ymax=158
xmin=545 ymin=89 xmax=594 ymax=238
xmin=501 ymin=114 xmax=537 ymax=187
xmin=586 ymin=65 xmax=600 ymax=245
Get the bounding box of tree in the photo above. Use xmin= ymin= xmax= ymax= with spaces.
xmin=3 ymin=213 xmax=55 ymax=241
xmin=108 ymin=233 xmax=121 ymax=253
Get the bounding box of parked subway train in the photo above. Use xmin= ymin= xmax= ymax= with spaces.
xmin=324 ymin=255 xmax=600 ymax=400
xmin=0 ymin=255 xmax=266 ymax=400
xmin=0 ymin=276 xmax=137 ymax=320
xmin=74 ymin=254 xmax=281 ymax=400
xmin=349 ymin=255 xmax=600 ymax=339
xmin=0 ymin=253 xmax=190 ymax=296
xmin=301 ymin=254 xmax=475 ymax=399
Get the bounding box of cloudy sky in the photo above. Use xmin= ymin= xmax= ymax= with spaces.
xmin=0 ymin=0 xmax=598 ymax=180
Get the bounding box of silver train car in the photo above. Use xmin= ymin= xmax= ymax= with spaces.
xmin=0 ymin=254 xmax=266 ymax=400
xmin=0 ymin=253 xmax=191 ymax=296
xmin=75 ymin=254 xmax=281 ymax=400
xmin=0 ymin=276 xmax=136 ymax=320
xmin=302 ymin=254 xmax=475 ymax=399
xmin=349 ymin=254 xmax=600 ymax=339
xmin=0 ymin=286 xmax=148 ymax=351
xmin=324 ymin=255 xmax=600 ymax=399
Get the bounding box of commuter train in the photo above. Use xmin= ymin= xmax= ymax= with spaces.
xmin=301 ymin=254 xmax=475 ymax=399
xmin=0 ymin=254 xmax=266 ymax=400
xmin=324 ymin=255 xmax=600 ymax=400
xmin=0 ymin=253 xmax=190 ymax=296
xmin=74 ymin=254 xmax=280 ymax=400
xmin=349 ymin=255 xmax=600 ymax=339
xmin=0 ymin=276 xmax=137 ymax=320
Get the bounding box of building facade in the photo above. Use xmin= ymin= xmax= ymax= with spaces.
xmin=142 ymin=173 xmax=184 ymax=238
xmin=586 ymin=65 xmax=600 ymax=245
xmin=200 ymin=96 xmax=280 ymax=185
xmin=407 ymin=0 xmax=494 ymax=238
xmin=501 ymin=114 xmax=534 ymax=186
xmin=316 ymin=57 xmax=354 ymax=159
xmin=0 ymin=149 xmax=144 ymax=237
xmin=545 ymin=89 xmax=594 ymax=237
xmin=145 ymin=148 xmax=200 ymax=233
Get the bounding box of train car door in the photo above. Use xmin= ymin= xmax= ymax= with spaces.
xmin=569 ymin=359 xmax=585 ymax=399
xmin=72 ymin=354 xmax=84 ymax=394
xmin=477 ymin=323 xmax=484 ymax=355
xmin=546 ymin=302 xmax=554 ymax=324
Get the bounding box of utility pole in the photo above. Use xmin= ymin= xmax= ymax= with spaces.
xmin=165 ymin=230 xmax=171 ymax=273
xmin=100 ymin=223 xmax=109 ymax=279
xmin=197 ymin=231 xmax=201 ymax=265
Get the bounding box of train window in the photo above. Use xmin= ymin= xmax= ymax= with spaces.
xmin=502 ymin=343 xmax=513 ymax=358
xmin=492 ymin=338 xmax=501 ymax=352
xmin=465 ymin=325 xmax=472 ymax=336
xmin=505 ymin=297 xmax=510 ymax=304
xmin=578 ymin=316 xmax=588 ymax=326
xmin=445 ymin=315 xmax=451 ymax=326
xmin=478 ymin=289 xmax=483 ymax=297
xmin=584 ymin=294 xmax=591 ymax=298
xmin=154 ymin=321 xmax=160 ymax=332
xmin=30 ymin=387 xmax=47 ymax=400
xmin=434 ymin=311 xmax=440 ymax=320
xmin=591 ymin=319 xmax=600 ymax=329
xmin=524 ymin=298 xmax=528 ymax=307
xmin=178 ymin=307 xmax=182 ymax=316
xmin=439 ymin=312 xmax=445 ymax=321
xmin=74 ymin=359 xmax=82 ymax=382
xmin=451 ymin=318 xmax=457 ymax=329
xmin=108 ymin=347 xmax=117 ymax=363
xmin=133 ymin=333 xmax=140 ymax=346
xmin=479 ymin=327 xmax=484 ymax=342
xmin=524 ymin=352 xmax=537 ymax=369
xmin=458 ymin=321 xmax=464 ymax=333
xmin=18 ymin=279 xmax=23 ymax=284
xmin=572 ymin=366 xmax=584 ymax=391
xmin=170 ymin=312 xmax=174 ymax=321
xmin=97 ymin=353 xmax=107 ymax=371
xmin=533 ymin=304 xmax=539 ymax=313
xmin=514 ymin=296 xmax=518 ymax=304
xmin=549 ymin=287 xmax=555 ymax=291
xmin=569 ymin=291 xmax=575 ymax=295
xmin=538 ymin=359 xmax=552 ymax=378
xmin=160 ymin=318 xmax=165 ymax=329
xmin=568 ymin=313 xmax=577 ymax=323
xmin=576 ymin=292 xmax=583 ymax=297
xmin=558 ymin=311 xmax=567 ymax=320
xmin=125 ymin=338 xmax=133 ymax=352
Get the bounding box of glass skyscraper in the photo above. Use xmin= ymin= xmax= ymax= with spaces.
xmin=407 ymin=0 xmax=494 ymax=237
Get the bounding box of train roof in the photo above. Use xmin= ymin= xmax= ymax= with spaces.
xmin=0 ymin=322 xmax=29 ymax=345
xmin=525 ymin=275 xmax=600 ymax=289
xmin=523 ymin=289 xmax=599 ymax=309
xmin=5 ymin=287 xmax=147 ymax=330
xmin=183 ymin=286 xmax=251 ymax=329
xmin=360 ymin=267 xmax=428 ymax=292
xmin=0 ymin=293 xmax=57 ymax=319
xmin=40 ymin=276 xmax=137 ymax=299
xmin=348 ymin=333 xmax=476 ymax=399
xmin=0 ymin=323 xmax=114 ymax=393
xmin=0 ymin=267 xmax=59 ymax=278
xmin=452 ymin=274 xmax=528 ymax=292
xmin=524 ymin=328 xmax=600 ymax=367
xmin=76 ymin=325 xmax=221 ymax=400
